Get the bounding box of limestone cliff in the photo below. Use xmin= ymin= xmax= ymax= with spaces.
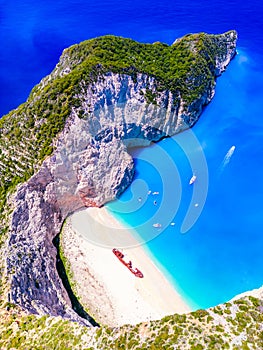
xmin=1 ymin=31 xmax=237 ymax=324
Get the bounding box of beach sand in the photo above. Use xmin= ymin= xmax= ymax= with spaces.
xmin=61 ymin=207 xmax=190 ymax=327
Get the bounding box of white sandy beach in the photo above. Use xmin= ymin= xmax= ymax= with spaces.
xmin=61 ymin=207 xmax=190 ymax=327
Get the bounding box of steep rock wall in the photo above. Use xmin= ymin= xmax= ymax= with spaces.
xmin=4 ymin=32 xmax=237 ymax=323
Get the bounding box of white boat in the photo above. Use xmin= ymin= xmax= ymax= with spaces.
xmin=152 ymin=191 xmax=159 ymax=195
xmin=189 ymin=175 xmax=197 ymax=185
xmin=153 ymin=223 xmax=162 ymax=228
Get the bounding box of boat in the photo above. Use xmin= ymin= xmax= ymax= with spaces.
xmin=153 ymin=223 xmax=162 ymax=228
xmin=112 ymin=248 xmax=144 ymax=278
xmin=152 ymin=191 xmax=159 ymax=195
xmin=189 ymin=174 xmax=197 ymax=185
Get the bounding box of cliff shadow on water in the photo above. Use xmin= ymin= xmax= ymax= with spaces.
xmin=52 ymin=233 xmax=99 ymax=327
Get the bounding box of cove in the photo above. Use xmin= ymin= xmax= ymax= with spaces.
xmin=107 ymin=48 xmax=263 ymax=309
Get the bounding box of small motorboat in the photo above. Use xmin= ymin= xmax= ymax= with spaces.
xmin=153 ymin=223 xmax=162 ymax=228
xmin=189 ymin=174 xmax=197 ymax=185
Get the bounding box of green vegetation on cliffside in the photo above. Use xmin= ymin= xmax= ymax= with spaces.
xmin=0 ymin=296 xmax=262 ymax=349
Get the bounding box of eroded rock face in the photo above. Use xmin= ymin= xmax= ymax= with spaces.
xmin=5 ymin=32 xmax=237 ymax=324
xmin=6 ymin=113 xmax=134 ymax=325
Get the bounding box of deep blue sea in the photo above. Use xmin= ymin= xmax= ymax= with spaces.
xmin=1 ymin=0 xmax=263 ymax=310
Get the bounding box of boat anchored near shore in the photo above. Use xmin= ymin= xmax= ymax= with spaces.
xmin=112 ymin=248 xmax=144 ymax=278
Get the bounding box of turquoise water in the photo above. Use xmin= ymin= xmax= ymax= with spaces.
xmin=1 ymin=0 xmax=263 ymax=310
xmin=107 ymin=49 xmax=263 ymax=309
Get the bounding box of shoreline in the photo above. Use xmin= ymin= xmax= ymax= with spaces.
xmin=61 ymin=206 xmax=191 ymax=327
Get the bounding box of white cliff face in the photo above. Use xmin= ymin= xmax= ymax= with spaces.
xmin=50 ymin=121 xmax=134 ymax=212
xmin=77 ymin=73 xmax=180 ymax=137
xmin=5 ymin=32 xmax=237 ymax=323
xmin=76 ymin=72 xmax=211 ymax=137
xmin=214 ymin=30 xmax=237 ymax=75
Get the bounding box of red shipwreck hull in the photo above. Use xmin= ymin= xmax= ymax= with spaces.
xmin=112 ymin=248 xmax=144 ymax=278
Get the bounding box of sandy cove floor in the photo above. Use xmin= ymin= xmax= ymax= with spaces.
xmin=61 ymin=207 xmax=190 ymax=327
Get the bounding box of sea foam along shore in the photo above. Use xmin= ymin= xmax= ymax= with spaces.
xmin=61 ymin=207 xmax=191 ymax=327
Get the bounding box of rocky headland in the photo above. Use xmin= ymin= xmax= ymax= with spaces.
xmin=0 ymin=30 xmax=240 ymax=327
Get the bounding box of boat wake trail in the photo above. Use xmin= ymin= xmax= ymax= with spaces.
xmin=219 ymin=145 xmax=236 ymax=174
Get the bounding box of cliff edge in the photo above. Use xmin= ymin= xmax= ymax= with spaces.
xmin=0 ymin=31 xmax=237 ymax=324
